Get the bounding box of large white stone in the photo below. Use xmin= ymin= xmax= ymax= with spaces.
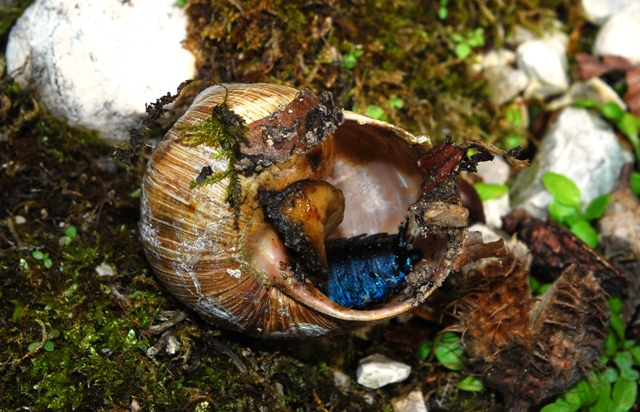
xmin=594 ymin=4 xmax=640 ymax=65
xmin=356 ymin=353 xmax=411 ymax=389
xmin=582 ymin=0 xmax=640 ymax=25
xmin=6 ymin=0 xmax=196 ymax=144
xmin=517 ymin=37 xmax=569 ymax=99
xmin=510 ymin=107 xmax=631 ymax=218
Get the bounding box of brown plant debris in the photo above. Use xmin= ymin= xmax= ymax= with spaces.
xmin=502 ymin=209 xmax=629 ymax=296
xmin=599 ymin=164 xmax=640 ymax=325
xmin=458 ymin=250 xmax=610 ymax=412
xmin=573 ymin=53 xmax=640 ymax=119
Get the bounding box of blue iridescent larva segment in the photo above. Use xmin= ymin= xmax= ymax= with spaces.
xmin=325 ymin=232 xmax=422 ymax=308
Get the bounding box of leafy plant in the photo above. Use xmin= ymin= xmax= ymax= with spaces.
xmin=541 ymin=298 xmax=639 ymax=412
xmin=573 ymin=99 xmax=640 ymax=165
xmin=630 ymin=172 xmax=640 ymax=196
xmin=32 ymin=250 xmax=52 ymax=269
xmin=474 ymin=183 xmax=509 ymax=201
xmin=503 ymin=105 xmax=525 ymax=150
xmin=364 ymin=97 xmax=405 ymax=122
xmin=542 ymin=172 xmax=610 ymax=248
xmin=438 ymin=0 xmax=448 ymax=19
xmin=60 ymin=226 xmax=77 ymax=246
xmin=417 ymin=332 xmax=483 ymax=392
xmin=341 ymin=46 xmax=364 ymax=69
xmin=451 ymin=28 xmax=485 ymax=59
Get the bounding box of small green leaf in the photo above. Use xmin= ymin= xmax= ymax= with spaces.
xmin=629 ymin=345 xmax=640 ymax=365
xmin=608 ymin=297 xmax=623 ymax=315
xmin=388 ymin=97 xmax=404 ymax=109
xmin=610 ymin=311 xmax=626 ymax=341
xmin=617 ymin=112 xmax=640 ymax=140
xmin=590 ymin=373 xmax=613 ymax=412
xmin=503 ymin=135 xmax=522 ymax=150
xmin=455 ymin=43 xmax=471 ymax=59
xmin=572 ymin=98 xmax=599 ymax=108
xmin=11 ymin=300 xmax=25 ymax=323
xmin=614 ymin=351 xmax=639 ymax=381
xmin=417 ymin=339 xmax=433 ymax=361
xmin=569 ymin=219 xmax=598 ymax=248
xmin=611 ymin=377 xmax=637 ymax=412
xmin=474 ymin=183 xmax=509 ymax=201
xmin=457 ymin=375 xmax=484 ymax=392
xmin=65 ymin=226 xmax=77 ymax=238
xmin=537 ymin=283 xmax=552 ymax=295
xmin=438 ymin=5 xmax=448 ymax=19
xmin=434 ymin=332 xmax=465 ymax=371
xmin=604 ymin=367 xmax=619 ymax=383
xmin=574 ymin=373 xmax=601 ymax=407
xmin=43 ymin=257 xmax=52 ymax=269
xmin=601 ymin=102 xmax=625 ymax=121
xmin=27 ymin=342 xmax=39 ymax=351
xmin=541 ymin=398 xmax=577 ymax=412
xmin=630 ymin=172 xmax=640 ymax=195
xmin=43 ymin=341 xmax=54 ymax=351
xmin=32 ymin=250 xmax=44 ymax=260
xmin=451 ymin=33 xmax=464 ymax=43
xmin=365 ymin=105 xmax=386 ymax=120
xmin=549 ymin=197 xmax=578 ymax=224
xmin=584 ymin=194 xmax=610 ymax=220
xmin=529 ymin=276 xmax=541 ymax=293
xmin=342 ymin=54 xmax=357 ymax=69
xmin=506 ymin=106 xmax=523 ymax=127
xmin=542 ymin=172 xmax=581 ymax=210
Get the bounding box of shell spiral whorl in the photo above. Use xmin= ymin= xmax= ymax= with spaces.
xmin=140 ymin=83 xmax=468 ymax=338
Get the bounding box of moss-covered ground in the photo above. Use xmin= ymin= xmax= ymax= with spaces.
xmin=0 ymin=0 xmax=605 ymax=410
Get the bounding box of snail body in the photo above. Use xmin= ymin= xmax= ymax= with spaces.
xmin=140 ymin=83 xmax=471 ymax=338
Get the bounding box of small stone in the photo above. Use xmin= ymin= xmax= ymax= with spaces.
xmin=594 ymin=4 xmax=640 ymax=65
xmin=6 ymin=0 xmax=195 ymax=143
xmin=483 ymin=65 xmax=529 ymax=105
xmin=481 ymin=49 xmax=516 ymax=68
xmin=483 ymin=195 xmax=511 ymax=230
xmin=165 ymin=335 xmax=181 ymax=355
xmin=476 ymin=155 xmax=511 ymax=185
xmin=547 ymin=77 xmax=627 ymax=112
xmin=356 ymin=353 xmax=411 ymax=389
xmin=510 ymin=107 xmax=631 ymax=217
xmin=333 ymin=371 xmax=351 ymax=392
xmin=95 ymin=261 xmax=116 ymax=277
xmin=14 ymin=215 xmax=26 ymax=225
xmin=582 ymin=0 xmax=640 ymax=25
xmin=517 ymin=38 xmax=570 ymax=99
xmin=392 ymin=390 xmax=428 ymax=412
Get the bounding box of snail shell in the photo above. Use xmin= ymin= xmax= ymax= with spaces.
xmin=140 ymin=83 xmax=468 ymax=338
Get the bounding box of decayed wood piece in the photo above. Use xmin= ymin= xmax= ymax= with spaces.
xmin=458 ymin=249 xmax=609 ymax=412
xmin=599 ymin=164 xmax=640 ymax=325
xmin=502 ymin=209 xmax=629 ymax=296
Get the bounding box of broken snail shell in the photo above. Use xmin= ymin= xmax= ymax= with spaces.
xmin=139 ymin=83 xmax=472 ymax=338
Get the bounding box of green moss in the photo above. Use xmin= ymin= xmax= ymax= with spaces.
xmin=175 ymin=96 xmax=246 ymax=216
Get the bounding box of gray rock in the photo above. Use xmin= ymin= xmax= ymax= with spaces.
xmin=392 ymin=390 xmax=427 ymax=412
xmin=510 ymin=107 xmax=630 ymax=217
xmin=333 ymin=371 xmax=351 ymax=392
xmin=356 ymin=353 xmax=411 ymax=389
xmin=594 ymin=4 xmax=640 ymax=65
xmin=483 ymin=65 xmax=529 ymax=105
xmin=6 ymin=0 xmax=195 ymax=144
xmin=517 ymin=37 xmax=570 ymax=99
xmin=547 ymin=77 xmax=627 ymax=112
xmin=582 ymin=0 xmax=640 ymax=25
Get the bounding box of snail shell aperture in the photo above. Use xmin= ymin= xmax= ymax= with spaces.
xmin=139 ymin=83 xmax=471 ymax=338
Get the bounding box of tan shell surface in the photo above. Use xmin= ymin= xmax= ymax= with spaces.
xmin=140 ymin=84 xmax=446 ymax=338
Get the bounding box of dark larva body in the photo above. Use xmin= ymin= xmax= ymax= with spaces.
xmin=325 ymin=222 xmax=422 ymax=308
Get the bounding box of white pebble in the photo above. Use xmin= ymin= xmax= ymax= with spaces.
xmin=356 ymin=353 xmax=411 ymax=389
xmin=6 ymin=0 xmax=195 ymax=144
xmin=392 ymin=390 xmax=428 ymax=412
xmin=95 ymin=261 xmax=115 ymax=277
xmin=594 ymin=4 xmax=640 ymax=65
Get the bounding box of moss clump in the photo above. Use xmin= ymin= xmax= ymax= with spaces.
xmin=175 ymin=97 xmax=247 ymax=216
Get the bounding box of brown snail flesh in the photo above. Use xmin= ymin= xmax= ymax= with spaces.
xmin=139 ymin=83 xmax=473 ymax=338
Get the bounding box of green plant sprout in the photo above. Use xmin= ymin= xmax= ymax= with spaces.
xmin=451 ymin=27 xmax=485 ymax=59
xmin=438 ymin=0 xmax=448 ymax=19
xmin=542 ymin=172 xmax=610 ymax=248
xmin=503 ymin=105 xmax=525 ymax=150
xmin=541 ymin=298 xmax=639 ymax=412
xmin=473 ymin=182 xmax=509 ymax=201
xmin=341 ymin=45 xmax=364 ymax=69
xmin=32 ymin=250 xmax=52 ymax=269
xmin=630 ymin=172 xmax=640 ymax=196
xmin=364 ymin=97 xmax=405 ymax=122
xmin=417 ymin=332 xmax=484 ymax=392
xmin=573 ymin=99 xmax=640 ymax=166
xmin=61 ymin=226 xmax=77 ymax=246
